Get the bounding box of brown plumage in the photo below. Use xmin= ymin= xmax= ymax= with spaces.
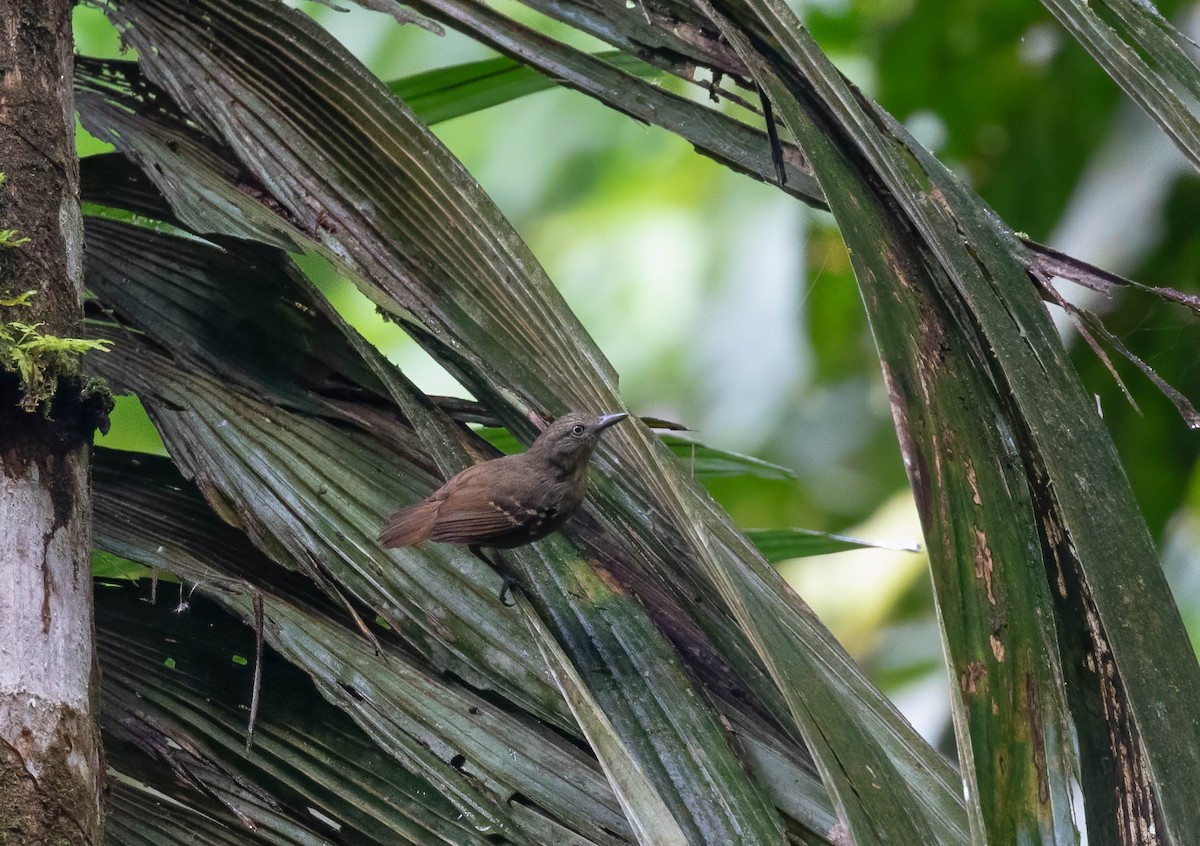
xmin=379 ymin=411 xmax=628 ymax=603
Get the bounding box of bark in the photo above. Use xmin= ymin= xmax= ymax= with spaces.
xmin=0 ymin=2 xmax=105 ymax=844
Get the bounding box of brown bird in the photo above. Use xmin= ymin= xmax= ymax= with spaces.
xmin=379 ymin=411 xmax=628 ymax=604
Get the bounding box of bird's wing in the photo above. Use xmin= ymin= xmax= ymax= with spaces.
xmin=429 ymin=504 xmax=532 ymax=545
xmin=428 ymin=460 xmax=557 ymax=546
xmin=430 ymin=494 xmax=554 ymax=546
xmin=378 ymin=461 xmax=502 ymax=548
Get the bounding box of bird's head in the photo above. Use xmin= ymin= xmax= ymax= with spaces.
xmin=529 ymin=411 xmax=628 ymax=470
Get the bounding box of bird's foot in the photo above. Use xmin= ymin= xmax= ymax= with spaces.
xmin=470 ymin=546 xmax=522 ymax=607
xmin=498 ymin=575 xmax=522 ymax=607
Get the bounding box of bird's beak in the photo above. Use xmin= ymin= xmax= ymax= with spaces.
xmin=595 ymin=412 xmax=628 ymax=432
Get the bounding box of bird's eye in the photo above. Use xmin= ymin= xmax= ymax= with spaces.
xmin=571 ymin=424 xmax=586 ymax=437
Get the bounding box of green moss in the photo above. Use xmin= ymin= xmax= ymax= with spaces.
xmin=1 ymin=292 xmax=112 ymax=412
xmin=0 ymin=290 xmax=35 ymax=307
xmin=0 ymin=229 xmax=31 ymax=248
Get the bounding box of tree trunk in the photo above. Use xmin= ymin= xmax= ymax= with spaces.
xmin=0 ymin=2 xmax=105 ymax=843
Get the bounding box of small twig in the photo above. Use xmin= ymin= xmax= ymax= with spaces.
xmin=1041 ymin=276 xmax=1200 ymax=427
xmin=757 ymin=85 xmax=787 ymax=188
xmin=332 ymin=580 xmax=385 ymax=657
xmin=307 ymin=555 xmax=386 ymax=657
xmin=173 ymin=581 xmax=198 ymax=614
xmin=1027 ymin=239 xmax=1200 ymax=318
xmin=707 ymin=69 xmax=724 ymax=103
xmin=246 ymin=592 xmax=265 ymax=752
xmin=1077 ymin=305 xmax=1200 ymax=428
xmin=1040 ymin=280 xmax=1140 ymax=414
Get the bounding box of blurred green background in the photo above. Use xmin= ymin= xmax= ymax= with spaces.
xmin=74 ymin=0 xmax=1200 ymax=751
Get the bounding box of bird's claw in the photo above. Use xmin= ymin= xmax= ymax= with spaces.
xmin=498 ymin=576 xmax=521 ymax=607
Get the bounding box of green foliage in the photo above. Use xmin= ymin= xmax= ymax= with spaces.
xmin=1 ymin=292 xmax=112 ymax=411
xmin=388 ymin=52 xmax=659 ymax=126
xmin=92 ymin=549 xmax=165 ymax=582
xmin=0 ymin=290 xmax=35 ymax=307
xmin=0 ymin=228 xmax=31 ymax=248
xmin=69 ymin=0 xmax=1200 ymax=842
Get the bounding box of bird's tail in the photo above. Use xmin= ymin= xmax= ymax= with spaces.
xmin=378 ymin=500 xmax=437 ymax=548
